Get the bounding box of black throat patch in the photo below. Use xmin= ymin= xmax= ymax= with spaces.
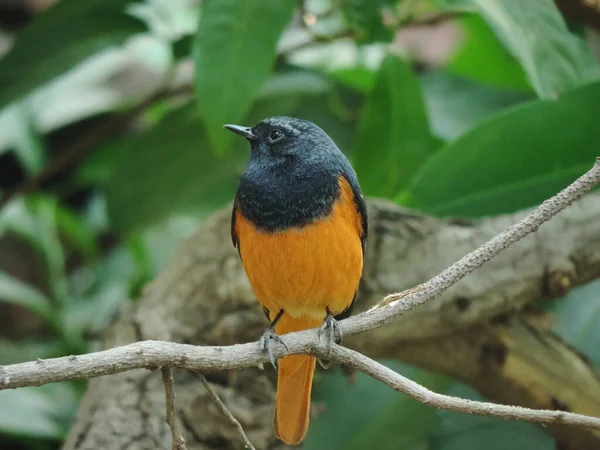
xmin=236 ymin=169 xmax=340 ymax=232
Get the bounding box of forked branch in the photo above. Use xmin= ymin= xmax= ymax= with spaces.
xmin=1 ymin=158 xmax=600 ymax=446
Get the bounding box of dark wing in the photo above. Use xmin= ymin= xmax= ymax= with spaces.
xmin=334 ymin=171 xmax=368 ymax=322
xmin=341 ymin=171 xmax=368 ymax=256
xmin=231 ymin=195 xmax=241 ymax=256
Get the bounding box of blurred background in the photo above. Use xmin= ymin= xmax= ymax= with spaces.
xmin=1 ymin=0 xmax=600 ymax=449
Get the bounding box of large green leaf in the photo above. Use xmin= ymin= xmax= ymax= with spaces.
xmin=353 ymin=55 xmax=439 ymax=198
xmin=0 ymin=0 xmax=145 ymax=110
xmin=446 ymin=14 xmax=530 ymax=92
xmin=328 ymin=67 xmax=377 ymax=93
xmin=552 ymin=279 xmax=600 ymax=366
xmin=439 ymin=0 xmax=600 ymax=99
xmin=421 ymin=71 xmax=532 ymax=141
xmin=401 ymin=81 xmax=600 ymax=217
xmin=193 ymin=0 xmax=295 ymax=153
xmin=432 ymin=383 xmax=554 ymax=450
xmin=103 ymin=102 xmax=246 ymax=232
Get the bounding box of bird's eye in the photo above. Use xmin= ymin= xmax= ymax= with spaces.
xmin=268 ymin=129 xmax=284 ymax=143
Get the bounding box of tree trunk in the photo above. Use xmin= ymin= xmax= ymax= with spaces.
xmin=64 ymin=196 xmax=600 ymax=450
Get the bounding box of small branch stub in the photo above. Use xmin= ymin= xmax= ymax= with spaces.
xmin=197 ymin=372 xmax=257 ymax=450
xmin=161 ymin=368 xmax=187 ymax=450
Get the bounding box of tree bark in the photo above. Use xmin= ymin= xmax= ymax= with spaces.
xmin=64 ymin=195 xmax=600 ymax=450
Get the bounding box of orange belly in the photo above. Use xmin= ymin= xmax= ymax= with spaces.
xmin=235 ymin=177 xmax=363 ymax=323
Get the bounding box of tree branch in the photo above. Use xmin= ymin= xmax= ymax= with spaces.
xmin=1 ymin=158 xmax=600 ymax=442
xmin=161 ymin=368 xmax=187 ymax=450
xmin=334 ymin=344 xmax=600 ymax=430
xmin=2 ymin=338 xmax=600 ymax=433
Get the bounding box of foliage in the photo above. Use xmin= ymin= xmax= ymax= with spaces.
xmin=0 ymin=0 xmax=145 ymax=110
xmin=306 ymin=365 xmax=555 ymax=450
xmin=193 ymin=0 xmax=296 ymax=153
xmin=353 ymin=55 xmax=438 ymax=198
xmin=400 ymin=81 xmax=600 ymax=216
xmin=0 ymin=0 xmax=599 ymax=448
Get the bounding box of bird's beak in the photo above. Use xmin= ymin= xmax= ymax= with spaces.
xmin=224 ymin=124 xmax=256 ymax=140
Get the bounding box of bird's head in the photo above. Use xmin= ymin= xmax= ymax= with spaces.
xmin=224 ymin=116 xmax=341 ymax=169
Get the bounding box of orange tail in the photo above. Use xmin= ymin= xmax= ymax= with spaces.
xmin=273 ymin=315 xmax=320 ymax=445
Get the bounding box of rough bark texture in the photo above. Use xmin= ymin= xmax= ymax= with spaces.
xmin=63 ymin=195 xmax=600 ymax=450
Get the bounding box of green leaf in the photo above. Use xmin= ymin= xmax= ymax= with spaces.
xmin=439 ymin=0 xmax=600 ymax=99
xmin=193 ymin=0 xmax=295 ymax=153
xmin=0 ymin=197 xmax=74 ymax=297
xmin=446 ymin=14 xmax=531 ymax=92
xmin=11 ymin=105 xmax=47 ymax=175
xmin=342 ymin=0 xmax=394 ymax=44
xmin=53 ymin=202 xmax=100 ymax=263
xmin=103 ymin=102 xmax=248 ymax=233
xmin=432 ymin=383 xmax=554 ymax=450
xmin=307 ymin=365 xmax=554 ymax=450
xmin=353 ymin=55 xmax=439 ymax=198
xmin=552 ymin=279 xmax=600 ymax=366
xmin=0 ymin=0 xmax=145 ymax=110
xmin=305 ymin=361 xmax=417 ymax=449
xmin=125 ymin=235 xmax=153 ymax=298
xmin=328 ymin=67 xmax=377 ymax=93
xmin=420 ymin=71 xmax=533 ymax=140
xmin=0 ymin=383 xmax=79 ymax=439
xmin=346 ymin=372 xmax=452 ymax=450
xmin=259 ymin=70 xmax=331 ymax=98
xmin=0 ymin=271 xmax=55 ymax=325
xmin=67 ymin=244 xmax=139 ymax=334
xmin=25 ymin=197 xmax=70 ymax=308
xmin=402 ymin=81 xmax=600 ymax=217
xmin=0 ymin=199 xmax=44 ymax=249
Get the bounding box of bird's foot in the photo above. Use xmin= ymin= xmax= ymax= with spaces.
xmin=259 ymin=326 xmax=287 ymax=370
xmin=318 ymin=311 xmax=343 ymax=360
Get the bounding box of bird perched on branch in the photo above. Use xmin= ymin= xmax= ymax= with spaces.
xmin=226 ymin=117 xmax=367 ymax=445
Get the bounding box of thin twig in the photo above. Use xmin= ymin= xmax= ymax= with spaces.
xmin=196 ymin=372 xmax=257 ymax=450
xmin=161 ymin=368 xmax=187 ymax=450
xmin=1 ymin=159 xmax=600 ymax=433
xmin=333 ymin=345 xmax=600 ymax=430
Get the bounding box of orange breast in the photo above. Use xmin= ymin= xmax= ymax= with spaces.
xmin=235 ymin=176 xmax=364 ymax=323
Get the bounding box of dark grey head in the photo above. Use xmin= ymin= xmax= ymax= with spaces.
xmin=225 ymin=116 xmax=361 ymax=231
xmin=224 ymin=116 xmax=346 ymax=170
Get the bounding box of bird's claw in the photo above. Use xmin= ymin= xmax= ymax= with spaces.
xmin=259 ymin=327 xmax=287 ymax=370
xmin=318 ymin=313 xmax=342 ymax=359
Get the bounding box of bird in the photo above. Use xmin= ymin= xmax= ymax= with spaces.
xmin=225 ymin=116 xmax=368 ymax=445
